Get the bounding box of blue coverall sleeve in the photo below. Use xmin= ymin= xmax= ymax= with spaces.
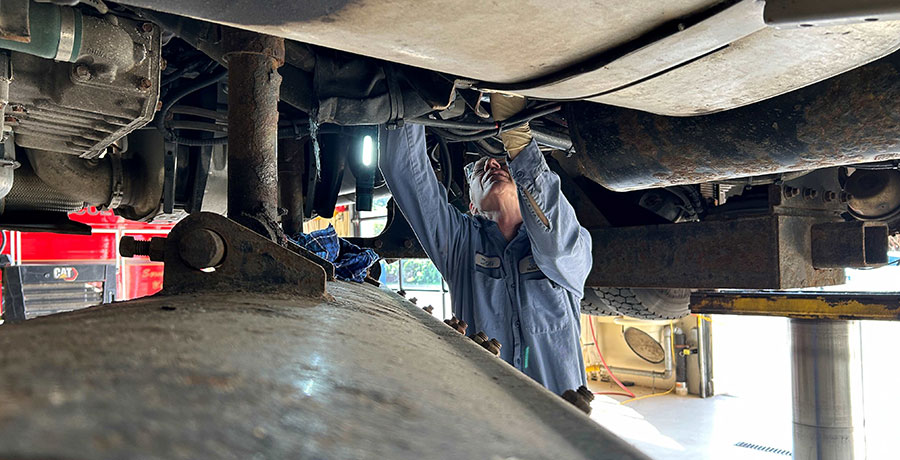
xmin=379 ymin=124 xmax=469 ymax=276
xmin=508 ymin=141 xmax=593 ymax=299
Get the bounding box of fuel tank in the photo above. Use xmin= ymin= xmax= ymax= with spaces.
xmin=0 ymin=277 xmax=646 ymax=459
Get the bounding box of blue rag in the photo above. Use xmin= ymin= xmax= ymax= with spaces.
xmin=291 ymin=225 xmax=380 ymax=283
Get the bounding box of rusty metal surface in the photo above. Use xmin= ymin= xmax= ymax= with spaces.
xmin=691 ymin=291 xmax=900 ymax=320
xmin=223 ymin=28 xmax=284 ymax=237
xmin=163 ymin=212 xmax=326 ymax=298
xmin=811 ymin=221 xmax=889 ymax=268
xmin=567 ymin=52 xmax=900 ymax=191
xmin=586 ymin=215 xmax=844 ymax=289
xmin=0 ymin=281 xmax=648 ymax=460
xmin=845 ymin=169 xmax=900 ymax=222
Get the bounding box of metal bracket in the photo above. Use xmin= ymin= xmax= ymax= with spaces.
xmin=162 ymin=212 xmax=326 ymax=297
xmin=586 ymin=214 xmax=847 ymax=289
xmin=811 ymin=220 xmax=889 ymax=268
xmin=345 ymin=198 xmax=426 ymax=259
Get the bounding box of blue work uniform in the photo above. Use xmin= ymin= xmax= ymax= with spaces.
xmin=379 ymin=124 xmax=592 ymax=395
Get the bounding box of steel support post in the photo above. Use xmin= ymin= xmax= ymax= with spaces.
xmin=278 ymin=137 xmax=305 ymax=237
xmin=791 ymin=320 xmax=866 ymax=460
xmin=223 ymin=28 xmax=285 ymax=238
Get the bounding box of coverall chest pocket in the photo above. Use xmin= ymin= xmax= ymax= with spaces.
xmin=472 ymin=266 xmax=506 ymax=319
xmin=522 ymin=278 xmax=570 ymax=334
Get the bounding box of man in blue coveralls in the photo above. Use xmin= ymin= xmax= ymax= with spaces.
xmin=379 ymin=95 xmax=592 ymax=395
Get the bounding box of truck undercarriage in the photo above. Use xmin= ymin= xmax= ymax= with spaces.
xmin=0 ymin=0 xmax=899 ymax=458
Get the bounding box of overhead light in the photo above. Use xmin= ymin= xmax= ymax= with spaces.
xmin=361 ymin=135 xmax=374 ymax=167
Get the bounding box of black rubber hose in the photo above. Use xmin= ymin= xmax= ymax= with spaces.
xmin=156 ymin=67 xmax=228 ymax=133
xmin=411 ymin=117 xmax=497 ymax=131
xmin=435 ymin=134 xmax=452 ymax=191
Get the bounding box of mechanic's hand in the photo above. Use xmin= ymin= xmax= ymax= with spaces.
xmin=489 ymin=93 xmax=532 ymax=158
xmin=490 ymin=92 xmax=526 ymax=121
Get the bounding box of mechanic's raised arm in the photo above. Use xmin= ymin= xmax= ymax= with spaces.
xmin=509 ymin=140 xmax=593 ymax=298
xmin=379 ymin=124 xmax=468 ymax=276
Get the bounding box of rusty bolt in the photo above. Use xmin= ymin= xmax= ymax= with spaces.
xmin=455 ymin=319 xmax=468 ymax=335
xmin=178 ymin=228 xmax=226 ymax=270
xmin=139 ymin=77 xmax=153 ymax=91
xmin=783 ymin=186 xmax=800 ymax=198
xmin=120 ymin=236 xmax=167 ymax=261
xmin=408 ymin=297 xmax=417 ymax=305
xmin=562 ymin=387 xmax=592 ymax=415
xmin=803 ymin=188 xmax=818 ymax=200
xmin=141 ymin=22 xmax=154 ymax=33
xmin=576 ymin=385 xmax=594 ymax=403
xmin=423 ymin=305 xmax=434 ymax=314
xmin=10 ymin=105 xmax=24 ymax=113
xmin=73 ymin=64 xmax=91 ymax=80
xmin=823 ymin=190 xmax=837 ymax=202
xmin=483 ymin=338 xmax=501 ymax=356
xmin=155 ymin=100 xmax=163 ymax=111
xmin=444 ymin=316 xmax=459 ymax=328
xmin=397 ymin=289 xmax=406 ymax=297
xmin=471 ymin=331 xmax=488 ymax=345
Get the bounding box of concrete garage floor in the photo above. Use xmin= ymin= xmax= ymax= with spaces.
xmin=587 ymin=380 xmax=793 ymax=460
xmin=587 ymin=315 xmax=900 ymax=459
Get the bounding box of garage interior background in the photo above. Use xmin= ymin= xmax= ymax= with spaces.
xmin=2 ymin=201 xmax=900 ymax=459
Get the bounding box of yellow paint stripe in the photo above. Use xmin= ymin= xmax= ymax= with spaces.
xmin=692 ymin=295 xmax=900 ymax=320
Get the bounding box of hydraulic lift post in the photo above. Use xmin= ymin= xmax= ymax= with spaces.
xmin=790 ymin=319 xmax=865 ymax=460
xmin=692 ymin=291 xmax=880 ymax=459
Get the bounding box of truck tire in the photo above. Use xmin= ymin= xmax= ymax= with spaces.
xmin=581 ymin=287 xmax=691 ymax=320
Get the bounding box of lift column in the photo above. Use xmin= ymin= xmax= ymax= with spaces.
xmin=790 ymin=319 xmax=865 ymax=460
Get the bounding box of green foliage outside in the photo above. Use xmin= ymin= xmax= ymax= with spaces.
xmin=380 ymin=259 xmax=443 ymax=288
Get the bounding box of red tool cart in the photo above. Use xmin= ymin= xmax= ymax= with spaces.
xmin=0 ymin=208 xmax=175 ymax=321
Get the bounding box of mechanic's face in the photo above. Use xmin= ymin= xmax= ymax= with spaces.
xmin=467 ymin=157 xmax=517 ymax=216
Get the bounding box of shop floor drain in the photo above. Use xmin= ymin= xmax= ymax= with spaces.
xmin=734 ymin=441 xmax=791 ymax=456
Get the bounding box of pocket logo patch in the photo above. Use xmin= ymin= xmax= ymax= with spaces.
xmin=475 ymin=253 xmax=501 ymax=269
xmin=519 ymin=256 xmax=541 ymax=274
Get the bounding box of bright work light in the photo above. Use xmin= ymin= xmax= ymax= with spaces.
xmin=361 ymin=135 xmax=374 ymax=167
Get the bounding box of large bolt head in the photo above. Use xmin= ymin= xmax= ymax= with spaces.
xmin=178 ymin=229 xmax=226 ymax=270
xmin=148 ymin=237 xmax=167 ymax=262
xmin=119 ymin=236 xmax=141 ymax=257
xmin=73 ymin=65 xmax=91 ymax=80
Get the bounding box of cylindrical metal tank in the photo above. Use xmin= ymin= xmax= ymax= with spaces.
xmin=0 ymin=281 xmax=648 ymax=460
